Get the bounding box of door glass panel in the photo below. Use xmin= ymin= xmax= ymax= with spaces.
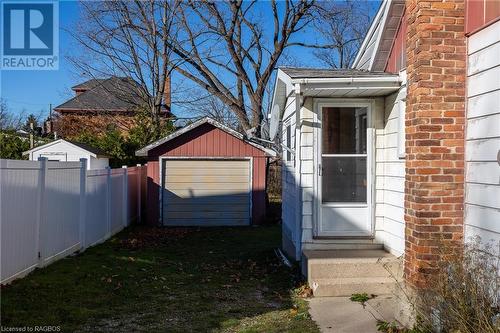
xmin=321 ymin=106 xmax=368 ymax=204
xmin=322 ymin=107 xmax=367 ymax=154
xmin=322 ymin=156 xmax=367 ymax=203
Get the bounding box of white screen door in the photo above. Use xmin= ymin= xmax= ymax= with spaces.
xmin=317 ymin=105 xmax=372 ymax=237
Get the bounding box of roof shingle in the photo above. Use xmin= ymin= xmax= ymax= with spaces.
xmin=55 ymin=77 xmax=144 ymax=112
xmin=69 ymin=141 xmax=109 ymax=157
xmin=71 ymin=78 xmax=105 ymax=90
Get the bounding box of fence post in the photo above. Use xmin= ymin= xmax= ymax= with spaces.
xmin=79 ymin=158 xmax=87 ymax=250
xmin=136 ymin=164 xmax=142 ymax=224
xmin=106 ymin=167 xmax=111 ymax=238
xmin=122 ymin=166 xmax=128 ymax=227
xmin=35 ymin=157 xmax=47 ymax=267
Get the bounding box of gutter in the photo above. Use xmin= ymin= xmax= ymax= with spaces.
xmin=290 ymin=76 xmax=401 ymax=85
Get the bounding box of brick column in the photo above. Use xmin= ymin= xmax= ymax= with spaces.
xmin=404 ymin=0 xmax=466 ymax=287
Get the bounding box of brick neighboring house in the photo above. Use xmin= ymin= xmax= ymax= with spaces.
xmin=53 ymin=76 xmax=171 ymax=138
xmin=270 ymin=0 xmax=500 ymax=297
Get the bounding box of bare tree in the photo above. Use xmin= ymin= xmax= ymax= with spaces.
xmin=312 ymin=1 xmax=373 ymax=69
xmin=73 ymin=0 xmax=367 ymax=138
xmin=70 ymin=1 xmax=182 ymax=128
xmin=178 ymin=92 xmax=240 ymax=129
xmin=0 ymin=100 xmax=29 ymax=131
xmin=167 ymin=0 xmax=316 ymax=137
xmin=0 ymin=99 xmax=9 ymax=130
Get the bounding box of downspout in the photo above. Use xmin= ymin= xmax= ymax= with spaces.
xmin=294 ymin=83 xmax=302 ymax=260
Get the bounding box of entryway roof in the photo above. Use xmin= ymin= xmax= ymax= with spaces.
xmin=278 ymin=67 xmax=401 ymax=97
xmin=270 ymin=67 xmax=401 ymax=121
xmin=280 ymin=67 xmax=396 ymax=79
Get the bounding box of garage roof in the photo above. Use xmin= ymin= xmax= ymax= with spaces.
xmin=136 ymin=117 xmax=276 ymax=157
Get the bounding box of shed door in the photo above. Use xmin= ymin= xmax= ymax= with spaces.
xmin=162 ymin=159 xmax=251 ymax=226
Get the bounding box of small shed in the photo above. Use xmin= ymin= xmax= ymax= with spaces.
xmin=136 ymin=117 xmax=275 ymax=226
xmin=23 ymin=139 xmax=110 ymax=170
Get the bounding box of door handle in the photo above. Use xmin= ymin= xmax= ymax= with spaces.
xmin=318 ymin=164 xmax=322 ymax=176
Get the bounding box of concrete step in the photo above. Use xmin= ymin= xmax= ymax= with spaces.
xmin=302 ymin=242 xmax=385 ymax=251
xmin=309 ymin=260 xmax=401 ymax=279
xmin=302 ymin=249 xmax=403 ymax=297
xmin=310 ymin=277 xmax=397 ymax=297
xmin=304 ymin=249 xmax=402 ymax=280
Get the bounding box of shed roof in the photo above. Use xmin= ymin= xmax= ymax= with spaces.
xmin=23 ymin=139 xmax=110 ymax=158
xmin=69 ymin=141 xmax=109 ymax=157
xmin=136 ymin=117 xmax=276 ymax=157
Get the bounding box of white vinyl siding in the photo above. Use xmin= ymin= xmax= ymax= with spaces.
xmin=300 ymin=98 xmax=315 ymax=244
xmin=465 ymin=20 xmax=500 ymax=247
xmin=162 ymin=159 xmax=251 ymax=226
xmin=354 ymin=1 xmax=386 ymax=70
xmin=397 ymin=98 xmax=406 ymax=158
xmin=285 ymin=123 xmax=292 ymax=161
xmin=356 ymin=19 xmax=383 ymax=69
xmin=374 ymin=88 xmax=406 ymax=256
xmin=90 ymin=156 xmax=109 ymax=170
xmin=281 ymin=95 xmax=298 ymax=258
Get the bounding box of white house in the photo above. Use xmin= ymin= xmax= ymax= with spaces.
xmin=23 ymin=139 xmax=110 ymax=170
xmin=270 ymin=0 xmax=500 ymax=298
xmin=271 ymin=67 xmax=405 ymax=257
xmin=270 ymin=66 xmax=406 ymax=297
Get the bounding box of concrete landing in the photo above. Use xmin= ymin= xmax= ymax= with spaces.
xmin=303 ymin=249 xmax=402 ymax=297
xmin=308 ymin=296 xmax=398 ymax=333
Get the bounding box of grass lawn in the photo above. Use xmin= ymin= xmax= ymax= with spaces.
xmin=1 ymin=225 xmax=319 ymax=333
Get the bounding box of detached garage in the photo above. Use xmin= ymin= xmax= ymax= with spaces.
xmin=136 ymin=117 xmax=275 ymax=226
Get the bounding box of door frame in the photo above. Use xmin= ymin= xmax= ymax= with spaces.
xmin=158 ymin=156 xmax=253 ymax=226
xmin=313 ymin=99 xmax=376 ymax=238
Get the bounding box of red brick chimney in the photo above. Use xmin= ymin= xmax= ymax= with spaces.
xmin=404 ymin=0 xmax=466 ymax=287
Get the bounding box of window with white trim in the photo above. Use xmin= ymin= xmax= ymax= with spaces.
xmin=397 ymin=99 xmax=406 ymax=159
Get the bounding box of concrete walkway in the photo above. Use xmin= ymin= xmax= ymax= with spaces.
xmin=308 ymin=296 xmax=398 ymax=333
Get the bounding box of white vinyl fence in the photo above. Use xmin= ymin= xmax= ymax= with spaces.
xmin=0 ymin=158 xmax=147 ymax=284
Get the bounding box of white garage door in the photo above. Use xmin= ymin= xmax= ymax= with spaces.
xmin=162 ymin=159 xmax=251 ymax=226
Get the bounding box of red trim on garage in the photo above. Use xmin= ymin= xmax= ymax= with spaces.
xmin=146 ymin=161 xmax=160 ymax=225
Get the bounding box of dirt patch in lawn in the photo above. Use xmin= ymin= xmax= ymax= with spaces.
xmin=1 ymin=225 xmax=318 ymax=333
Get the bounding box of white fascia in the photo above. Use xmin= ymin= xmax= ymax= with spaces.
xmin=290 ymin=76 xmax=400 ymax=85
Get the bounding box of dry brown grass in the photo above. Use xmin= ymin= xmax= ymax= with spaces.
xmin=397 ymin=238 xmax=500 ymax=332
